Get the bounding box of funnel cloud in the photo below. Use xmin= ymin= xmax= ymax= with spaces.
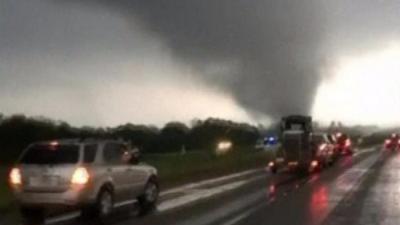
xmin=75 ymin=0 xmax=327 ymax=119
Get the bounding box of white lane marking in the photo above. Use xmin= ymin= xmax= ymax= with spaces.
xmin=158 ymin=175 xmax=264 ymax=212
xmin=357 ymin=154 xmax=400 ymax=225
xmin=114 ymin=199 xmax=138 ymax=208
xmin=332 ymin=153 xmax=379 ymax=194
xmin=158 ymin=181 xmax=246 ymax=212
xmin=221 ymin=204 xmax=264 ymax=225
xmin=160 ymin=169 xmax=262 ymax=197
xmin=353 ymin=147 xmax=377 ymax=157
xmin=314 ymin=153 xmax=380 ymax=225
xmin=174 ymin=187 xmax=266 ymax=225
xmin=46 ymin=212 xmax=80 ymax=225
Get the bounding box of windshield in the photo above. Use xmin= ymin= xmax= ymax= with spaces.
xmin=20 ymin=144 xmax=79 ymax=165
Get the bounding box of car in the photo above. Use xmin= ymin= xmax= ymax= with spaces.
xmin=334 ymin=133 xmax=353 ymax=155
xmin=384 ymin=133 xmax=400 ymax=151
xmin=311 ymin=133 xmax=337 ymax=167
xmin=8 ymin=139 xmax=159 ymax=224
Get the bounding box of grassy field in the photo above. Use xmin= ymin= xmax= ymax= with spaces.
xmin=143 ymin=149 xmax=273 ymax=188
xmin=0 ymin=166 xmax=15 ymax=212
xmin=0 ymin=149 xmax=273 ymax=214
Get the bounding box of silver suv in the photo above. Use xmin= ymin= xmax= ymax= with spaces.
xmin=9 ymin=139 xmax=159 ymax=223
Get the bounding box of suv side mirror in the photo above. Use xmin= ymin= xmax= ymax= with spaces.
xmin=129 ymin=154 xmax=139 ymax=165
xmin=129 ymin=148 xmax=140 ymax=165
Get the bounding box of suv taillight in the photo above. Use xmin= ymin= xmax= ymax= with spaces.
xmin=71 ymin=167 xmax=90 ymax=185
xmin=9 ymin=168 xmax=22 ymax=185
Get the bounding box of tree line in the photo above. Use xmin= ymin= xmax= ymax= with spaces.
xmin=0 ymin=114 xmax=260 ymax=163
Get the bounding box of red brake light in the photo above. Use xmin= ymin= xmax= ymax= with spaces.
xmin=9 ymin=168 xmax=22 ymax=185
xmin=71 ymin=167 xmax=90 ymax=185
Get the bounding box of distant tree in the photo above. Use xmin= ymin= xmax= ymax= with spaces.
xmin=187 ymin=118 xmax=259 ymax=151
xmin=159 ymin=122 xmax=189 ymax=152
xmin=0 ymin=114 xmax=261 ymax=162
xmin=0 ymin=115 xmax=59 ymax=161
xmin=112 ymin=124 xmax=159 ymax=152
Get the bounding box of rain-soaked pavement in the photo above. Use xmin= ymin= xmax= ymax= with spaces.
xmin=323 ymin=149 xmax=400 ymax=225
xmin=11 ymin=147 xmax=399 ymax=225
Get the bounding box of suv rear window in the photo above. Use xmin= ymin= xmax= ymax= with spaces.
xmin=83 ymin=144 xmax=98 ymax=163
xmin=20 ymin=144 xmax=79 ymax=165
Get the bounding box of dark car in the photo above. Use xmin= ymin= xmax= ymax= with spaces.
xmin=334 ymin=133 xmax=353 ymax=155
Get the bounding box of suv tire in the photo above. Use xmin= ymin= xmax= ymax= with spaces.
xmin=137 ymin=178 xmax=159 ymax=216
xmin=81 ymin=188 xmax=114 ymax=221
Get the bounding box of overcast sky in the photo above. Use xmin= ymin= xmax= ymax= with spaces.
xmin=1 ymin=0 xmax=400 ymax=126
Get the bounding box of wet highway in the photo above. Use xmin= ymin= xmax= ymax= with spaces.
xmin=130 ymin=148 xmax=381 ymax=225
xmin=9 ymin=146 xmax=395 ymax=225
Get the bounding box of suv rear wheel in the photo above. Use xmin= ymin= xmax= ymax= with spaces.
xmin=81 ymin=188 xmax=114 ymax=220
xmin=98 ymin=189 xmax=113 ymax=218
xmin=137 ymin=179 xmax=159 ymax=216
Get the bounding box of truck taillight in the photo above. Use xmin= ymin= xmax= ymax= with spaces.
xmin=9 ymin=168 xmax=22 ymax=185
xmin=71 ymin=167 xmax=90 ymax=185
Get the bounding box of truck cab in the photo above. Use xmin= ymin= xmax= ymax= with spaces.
xmin=268 ymin=115 xmax=321 ymax=174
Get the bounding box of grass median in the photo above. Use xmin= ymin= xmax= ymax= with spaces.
xmin=0 ymin=166 xmax=16 ymax=214
xmin=143 ymin=149 xmax=273 ymax=189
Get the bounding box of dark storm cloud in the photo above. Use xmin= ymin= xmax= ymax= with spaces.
xmin=3 ymin=0 xmax=400 ymax=125
xmin=323 ymin=0 xmax=400 ymax=55
xmin=66 ymin=0 xmax=328 ymax=119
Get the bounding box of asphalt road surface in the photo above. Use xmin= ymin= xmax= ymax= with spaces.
xmin=13 ymin=146 xmax=398 ymax=225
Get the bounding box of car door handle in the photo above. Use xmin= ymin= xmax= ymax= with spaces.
xmin=107 ymin=168 xmax=113 ymax=172
xmin=126 ymin=168 xmax=133 ymax=172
